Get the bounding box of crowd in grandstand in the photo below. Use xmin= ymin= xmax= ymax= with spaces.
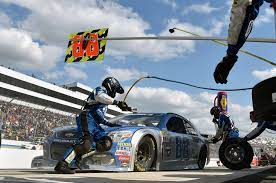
xmin=0 ymin=100 xmax=75 ymax=141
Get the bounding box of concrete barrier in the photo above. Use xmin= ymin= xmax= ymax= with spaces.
xmin=0 ymin=139 xmax=43 ymax=169
xmin=0 ymin=148 xmax=43 ymax=169
xmin=0 ymin=139 xmax=219 ymax=169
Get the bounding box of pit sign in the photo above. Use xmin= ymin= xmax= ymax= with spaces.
xmin=65 ymin=28 xmax=109 ymax=63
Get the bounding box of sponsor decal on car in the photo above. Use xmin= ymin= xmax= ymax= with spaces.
xmin=53 ymin=139 xmax=76 ymax=143
xmin=116 ymin=146 xmax=131 ymax=152
xmin=118 ymin=155 xmax=130 ymax=161
xmin=115 ymin=150 xmax=131 ymax=156
xmin=118 ymin=155 xmax=130 ymax=167
xmin=108 ymin=131 xmax=133 ymax=142
xmin=117 ymin=142 xmax=132 ymax=147
xmin=64 ymin=132 xmax=76 ymax=138
xmin=115 ymin=142 xmax=132 ymax=156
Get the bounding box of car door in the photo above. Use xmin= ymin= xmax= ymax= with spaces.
xmin=162 ymin=116 xmax=191 ymax=169
xmin=183 ymin=119 xmax=201 ymax=162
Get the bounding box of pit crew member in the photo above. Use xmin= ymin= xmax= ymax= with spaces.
xmin=54 ymin=77 xmax=129 ymax=174
xmin=214 ymin=0 xmax=275 ymax=84
xmin=209 ymin=106 xmax=239 ymax=143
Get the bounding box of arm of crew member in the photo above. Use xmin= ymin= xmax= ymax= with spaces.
xmin=94 ymin=92 xmax=116 ymax=105
xmin=93 ymin=108 xmax=115 ymax=127
xmin=213 ymin=128 xmax=223 ymax=139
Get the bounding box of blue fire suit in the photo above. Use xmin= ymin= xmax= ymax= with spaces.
xmin=76 ymin=86 xmax=117 ymax=141
xmin=63 ymin=86 xmax=118 ymax=165
xmin=227 ymin=0 xmax=273 ymax=56
xmin=213 ymin=113 xmax=239 ymax=141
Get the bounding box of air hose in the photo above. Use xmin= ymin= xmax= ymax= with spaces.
xmin=123 ymin=76 xmax=253 ymax=102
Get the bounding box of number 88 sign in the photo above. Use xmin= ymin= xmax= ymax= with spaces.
xmin=72 ymin=33 xmax=99 ymax=58
xmin=65 ymin=28 xmax=109 ymax=63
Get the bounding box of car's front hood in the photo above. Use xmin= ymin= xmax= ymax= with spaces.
xmin=49 ymin=125 xmax=158 ymax=141
xmin=104 ymin=125 xmax=158 ymax=133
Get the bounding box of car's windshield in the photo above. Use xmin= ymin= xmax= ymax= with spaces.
xmin=109 ymin=114 xmax=164 ymax=127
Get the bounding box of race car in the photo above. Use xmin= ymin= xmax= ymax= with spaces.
xmin=43 ymin=113 xmax=210 ymax=171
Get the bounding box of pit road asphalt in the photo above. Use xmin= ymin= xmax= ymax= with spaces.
xmin=0 ymin=166 xmax=275 ymax=183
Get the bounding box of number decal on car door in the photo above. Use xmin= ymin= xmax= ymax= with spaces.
xmin=176 ymin=137 xmax=189 ymax=159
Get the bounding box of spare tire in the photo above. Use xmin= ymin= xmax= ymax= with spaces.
xmin=219 ymin=138 xmax=253 ymax=170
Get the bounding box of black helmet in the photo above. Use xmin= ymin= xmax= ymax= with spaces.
xmin=102 ymin=77 xmax=124 ymax=98
xmin=210 ymin=106 xmax=220 ymax=118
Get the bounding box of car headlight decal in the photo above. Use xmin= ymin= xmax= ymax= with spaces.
xmin=108 ymin=131 xmax=133 ymax=142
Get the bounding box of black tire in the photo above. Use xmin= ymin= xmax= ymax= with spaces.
xmin=197 ymin=146 xmax=207 ymax=170
xmin=134 ymin=136 xmax=156 ymax=172
xmin=219 ymin=138 xmax=253 ymax=170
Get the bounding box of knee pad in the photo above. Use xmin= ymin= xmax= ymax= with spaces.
xmin=73 ymin=138 xmax=92 ymax=155
xmin=96 ymin=136 xmax=113 ymax=152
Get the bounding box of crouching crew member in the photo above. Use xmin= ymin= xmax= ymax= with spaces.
xmin=209 ymin=106 xmax=239 ymax=143
xmin=55 ymin=77 xmax=129 ymax=174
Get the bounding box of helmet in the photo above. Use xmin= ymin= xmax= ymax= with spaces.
xmin=210 ymin=106 xmax=221 ymax=118
xmin=102 ymin=77 xmax=124 ymax=98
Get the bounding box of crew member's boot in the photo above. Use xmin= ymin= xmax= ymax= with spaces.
xmin=54 ymin=161 xmax=75 ymax=174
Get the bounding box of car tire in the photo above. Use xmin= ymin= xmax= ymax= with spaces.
xmin=197 ymin=146 xmax=207 ymax=170
xmin=134 ymin=136 xmax=156 ymax=172
xmin=219 ymin=138 xmax=253 ymax=170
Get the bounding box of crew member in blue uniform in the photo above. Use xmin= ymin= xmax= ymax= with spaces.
xmin=209 ymin=106 xmax=239 ymax=143
xmin=54 ymin=77 xmax=129 ymax=174
xmin=214 ymin=0 xmax=275 ymax=84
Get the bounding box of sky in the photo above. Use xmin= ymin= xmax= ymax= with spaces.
xmin=0 ymin=0 xmax=275 ymax=137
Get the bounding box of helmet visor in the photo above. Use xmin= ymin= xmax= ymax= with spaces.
xmin=116 ymin=85 xmax=124 ymax=94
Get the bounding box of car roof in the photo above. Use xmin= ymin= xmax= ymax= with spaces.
xmin=118 ymin=112 xmax=179 ymax=116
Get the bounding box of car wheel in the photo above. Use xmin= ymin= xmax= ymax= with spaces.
xmin=219 ymin=138 xmax=253 ymax=170
xmin=134 ymin=136 xmax=156 ymax=172
xmin=197 ymin=146 xmax=207 ymax=170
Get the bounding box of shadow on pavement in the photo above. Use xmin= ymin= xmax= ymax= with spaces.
xmin=224 ymin=166 xmax=276 ymax=183
xmin=1 ymin=167 xmax=275 ymax=183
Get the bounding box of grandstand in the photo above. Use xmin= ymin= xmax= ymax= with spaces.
xmin=0 ymin=65 xmax=124 ymax=118
xmin=0 ymin=65 xmax=127 ymax=142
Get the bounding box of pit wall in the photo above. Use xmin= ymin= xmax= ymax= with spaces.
xmin=0 ymin=139 xmax=43 ymax=169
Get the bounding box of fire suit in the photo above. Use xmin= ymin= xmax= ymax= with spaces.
xmin=227 ymin=0 xmax=272 ymax=56
xmin=214 ymin=0 xmax=274 ymax=84
xmin=212 ymin=113 xmax=239 ymax=142
xmin=63 ymin=86 xmax=119 ymax=164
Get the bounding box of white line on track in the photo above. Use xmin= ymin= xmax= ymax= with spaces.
xmin=25 ymin=178 xmax=73 ymax=183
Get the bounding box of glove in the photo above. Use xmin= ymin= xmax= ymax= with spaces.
xmin=212 ymin=118 xmax=218 ymax=123
xmin=270 ymin=1 xmax=276 ymax=9
xmin=116 ymin=101 xmax=132 ymax=111
xmin=210 ymin=137 xmax=219 ymax=144
xmin=108 ymin=123 xmax=122 ymax=127
xmin=214 ymin=54 xmax=238 ymax=84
